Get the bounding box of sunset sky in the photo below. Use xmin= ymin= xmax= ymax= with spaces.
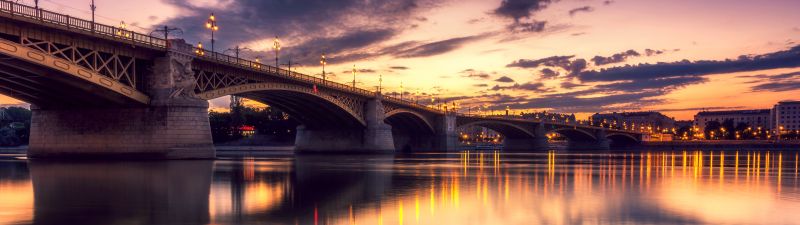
xmin=7 ymin=0 xmax=800 ymax=120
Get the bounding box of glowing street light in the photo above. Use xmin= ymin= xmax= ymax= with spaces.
xmin=194 ymin=42 xmax=205 ymax=56
xmin=254 ymin=57 xmax=261 ymax=68
xmin=273 ymin=36 xmax=281 ymax=68
xmin=205 ymin=13 xmax=219 ymax=55
xmin=116 ymin=21 xmax=130 ymax=38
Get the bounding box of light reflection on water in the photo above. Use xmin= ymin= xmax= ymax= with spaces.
xmin=0 ymin=150 xmax=799 ymax=225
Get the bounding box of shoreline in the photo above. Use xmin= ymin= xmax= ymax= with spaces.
xmin=640 ymin=141 xmax=800 ymax=150
xmin=1 ymin=141 xmax=796 ymax=156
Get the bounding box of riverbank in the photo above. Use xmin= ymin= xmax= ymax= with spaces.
xmin=641 ymin=140 xmax=800 ymax=150
xmin=0 ymin=145 xmax=26 ymax=154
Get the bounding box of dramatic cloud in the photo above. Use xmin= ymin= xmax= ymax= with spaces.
xmin=461 ymin=69 xmax=492 ymax=79
xmin=390 ymin=66 xmax=409 ymax=70
xmin=507 ymin=55 xmax=574 ymax=69
xmin=495 ymin=76 xmax=515 ymax=82
xmin=654 ymin=106 xmax=746 ymax=112
xmin=539 ymin=68 xmax=559 ymax=79
xmin=578 ymin=45 xmax=800 ymax=82
xmin=493 ymin=0 xmax=555 ymax=32
xmin=491 ymin=82 xmax=551 ymax=92
xmin=591 ymin=49 xmax=640 ymax=66
xmin=507 ymin=55 xmax=587 ymax=76
xmin=751 ymin=82 xmax=800 ymax=92
xmin=342 ymin=69 xmax=377 ymax=74
xmin=568 ymin=58 xmax=588 ymax=76
xmin=471 ymin=90 xmax=665 ymax=113
xmin=740 ymin=71 xmax=800 ymax=92
xmin=644 ymin=48 xmax=665 ymax=56
xmin=560 ymin=82 xmax=585 ymax=89
xmin=494 ymin=0 xmax=553 ymax=21
xmin=596 ymin=76 xmax=708 ymax=92
xmin=466 ymin=73 xmax=491 ymax=79
xmin=289 ymin=29 xmax=396 ymax=62
xmin=568 ymin=6 xmax=593 ymax=16
xmin=161 ymin=0 xmax=436 ymax=65
xmin=393 ymin=34 xmax=488 ymax=58
xmin=509 ymin=21 xmax=548 ymax=32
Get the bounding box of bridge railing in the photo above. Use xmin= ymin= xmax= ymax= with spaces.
xmin=457 ymin=114 xmax=646 ymax=134
xmin=0 ymin=1 xmax=167 ymax=49
xmin=193 ymin=48 xmax=444 ymax=112
xmin=0 ymin=0 xmax=442 ymax=112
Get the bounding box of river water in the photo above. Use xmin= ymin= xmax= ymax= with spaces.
xmin=1 ymin=150 xmax=799 ymax=225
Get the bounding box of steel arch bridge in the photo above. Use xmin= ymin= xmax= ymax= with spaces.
xmin=0 ymin=2 xmax=644 ymax=158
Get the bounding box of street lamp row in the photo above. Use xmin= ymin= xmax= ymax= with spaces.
xmin=190 ymin=12 xmax=424 ymax=104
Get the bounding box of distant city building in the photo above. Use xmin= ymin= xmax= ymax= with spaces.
xmin=674 ymin=120 xmax=693 ymax=128
xmin=693 ymin=109 xmax=771 ymax=131
xmin=591 ymin=111 xmax=675 ymax=132
xmin=772 ymin=100 xmax=800 ymax=132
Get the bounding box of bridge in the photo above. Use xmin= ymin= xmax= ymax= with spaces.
xmin=0 ymin=1 xmax=643 ymax=158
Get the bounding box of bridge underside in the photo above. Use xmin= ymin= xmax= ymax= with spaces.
xmin=234 ymin=92 xmax=396 ymax=152
xmin=0 ymin=56 xmax=146 ymax=108
xmin=456 ymin=120 xmax=641 ymax=151
xmin=238 ymin=91 xmax=364 ymax=129
xmin=21 ymin=54 xmax=215 ymax=159
xmin=385 ymin=112 xmax=436 ymax=152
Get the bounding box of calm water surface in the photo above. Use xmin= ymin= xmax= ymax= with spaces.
xmin=1 ymin=150 xmax=800 ymax=225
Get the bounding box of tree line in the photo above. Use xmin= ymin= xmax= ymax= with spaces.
xmin=208 ymin=105 xmax=299 ymax=143
xmin=0 ymin=107 xmax=31 ymax=146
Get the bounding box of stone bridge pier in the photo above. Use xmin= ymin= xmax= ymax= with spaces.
xmin=294 ymin=95 xmax=395 ymax=153
xmin=27 ymin=53 xmax=215 ymax=159
xmin=565 ymin=129 xmax=611 ymax=151
xmin=502 ymin=124 xmax=549 ymax=151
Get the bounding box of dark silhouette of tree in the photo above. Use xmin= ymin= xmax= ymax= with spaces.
xmin=721 ymin=119 xmax=735 ymax=139
xmin=0 ymin=107 xmax=31 ymax=146
xmin=704 ymin=121 xmax=721 ymax=140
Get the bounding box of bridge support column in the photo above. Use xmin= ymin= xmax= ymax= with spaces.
xmin=503 ymin=123 xmax=549 ymax=151
xmin=567 ymin=129 xmax=610 ymax=151
xmin=28 ymin=102 xmax=215 ymax=159
xmin=363 ymin=96 xmax=395 ymax=151
xmin=28 ymin=52 xmax=215 ymax=159
xmin=295 ymin=97 xmax=394 ymax=153
xmin=432 ymin=113 xmax=458 ymax=151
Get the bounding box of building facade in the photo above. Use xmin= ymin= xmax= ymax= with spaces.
xmin=693 ymin=109 xmax=771 ymax=131
xmin=772 ymin=100 xmax=800 ymax=132
xmin=591 ymin=112 xmax=675 ymax=132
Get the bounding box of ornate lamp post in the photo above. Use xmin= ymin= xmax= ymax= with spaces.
xmin=320 ymin=54 xmax=327 ymax=84
xmin=194 ymin=42 xmax=205 ymax=56
xmin=205 ymin=13 xmax=219 ymax=55
xmin=273 ymin=36 xmax=281 ymax=68
xmin=352 ymin=65 xmax=357 ymax=88
xmin=378 ymin=74 xmax=383 ymax=93
xmin=90 ymin=0 xmax=96 ymax=32
xmin=116 ymin=21 xmax=130 ymax=38
xmin=224 ymin=46 xmax=250 ymax=65
xmin=400 ymin=81 xmax=404 ymax=100
xmin=151 ymin=26 xmax=183 ymax=41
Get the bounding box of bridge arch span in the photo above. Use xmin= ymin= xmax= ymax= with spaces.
xmin=606 ymin=133 xmax=639 ymax=146
xmin=198 ymin=83 xmax=366 ymax=128
xmin=0 ymin=39 xmax=150 ymax=107
xmin=549 ymin=128 xmax=598 ymax=142
xmin=458 ymin=120 xmax=536 ymax=139
xmin=385 ymin=109 xmax=435 ymax=134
